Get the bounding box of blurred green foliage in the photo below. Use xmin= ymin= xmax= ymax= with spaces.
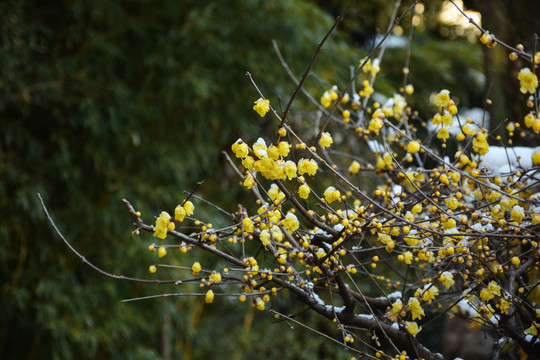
xmin=1 ymin=0 xmax=501 ymax=359
xmin=0 ymin=0 xmax=357 ymax=359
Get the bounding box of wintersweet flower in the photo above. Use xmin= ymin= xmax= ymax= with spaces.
xmin=439 ymin=271 xmax=454 ymax=289
xmin=436 ymin=90 xmax=450 ymax=107
xmin=153 ymin=211 xmax=171 ymax=239
xmin=259 ymin=229 xmax=271 ymax=248
xmin=175 ymin=205 xmax=186 ymax=222
xmin=243 ymin=172 xmax=256 ymax=189
xmin=297 ymin=158 xmax=318 ymax=176
xmin=149 ymin=265 xmax=157 ymax=274
xmin=511 ymin=205 xmax=525 ymax=223
xmin=282 ymin=213 xmax=299 ymax=234
xmin=532 ymin=151 xmax=540 ymax=165
xmin=405 ymin=84 xmax=414 ymax=94
xmin=437 ymin=127 xmax=450 ymax=140
xmin=231 ymin=139 xmax=249 ymax=158
xmin=319 ymin=132 xmax=333 ymax=149
xmin=283 ymin=161 xmax=297 ymax=180
xmin=320 ymin=91 xmax=332 ymax=108
xmin=255 ymin=297 xmax=265 ymax=311
xmin=407 ymin=297 xmax=425 ymax=320
xmin=411 ymin=203 xmax=422 ymax=214
xmin=406 ymin=141 xmax=420 ymax=153
xmin=253 ymin=98 xmax=270 ymax=117
xmin=407 ymin=321 xmax=421 ymax=335
xmin=323 ymin=186 xmax=341 ymax=203
xmin=253 ymin=138 xmax=268 ymax=159
xmin=298 ymin=184 xmax=310 ymax=199
xmin=277 ymin=141 xmax=291 ymax=157
xmin=517 ymin=68 xmax=538 ymax=94
xmin=209 ymin=272 xmax=222 ymax=283
xmin=183 ymin=201 xmax=195 ymax=216
xmin=525 ymin=322 xmax=538 ymax=337
xmin=480 ymin=281 xmax=501 ymax=302
xmin=267 ymin=145 xmax=280 ymax=160
xmin=268 ymin=184 xmax=285 ymax=202
xmin=421 ymin=285 xmax=439 ymax=304
xmin=192 ymin=261 xmax=202 ymax=275
xmin=391 ymin=299 xmax=403 ymax=315
xmin=500 ymin=298 xmax=511 ymax=315
xmin=158 ymin=247 xmax=167 ymax=258
xmin=205 ymin=290 xmax=214 ymax=303
xmin=462 ymin=124 xmax=476 ymax=136
xmin=472 ymin=133 xmax=489 ymax=155
xmin=242 ymin=217 xmax=254 ymax=233
xmin=348 ymin=160 xmax=360 ymax=175
xmin=242 ymin=155 xmax=255 ymax=170
xmin=368 ymin=118 xmax=384 ymax=135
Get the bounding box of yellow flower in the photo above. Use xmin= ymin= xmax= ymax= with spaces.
xmin=297 ymin=158 xmax=318 ymax=176
xmin=282 ymin=213 xmax=299 ymax=234
xmin=244 ymin=172 xmax=256 ymax=189
xmin=242 ymin=217 xmax=254 ymax=233
xmin=209 ymin=272 xmax=222 ymax=283
xmin=149 ymin=265 xmax=157 ymax=274
xmin=436 ymin=90 xmax=450 ymax=107
xmin=348 ymin=160 xmax=360 ymax=175
xmin=242 ymin=155 xmax=255 ymax=170
xmin=175 ymin=205 xmax=186 ymax=222
xmin=319 ymin=132 xmax=333 ymax=149
xmin=411 ymin=203 xmax=422 ymax=214
xmin=472 ymin=133 xmax=489 ymax=155
xmin=421 ymin=285 xmax=439 ymax=304
xmin=479 ymin=281 xmax=501 ymax=301
xmin=407 ymin=297 xmax=425 ymax=320
xmin=407 ymin=321 xmax=422 ymax=335
xmin=298 ymin=184 xmax=310 ymax=199
xmin=525 ymin=322 xmax=538 ymax=337
xmin=405 ymin=84 xmax=414 ymax=95
xmin=268 ymin=184 xmax=285 ymax=202
xmin=183 ymin=201 xmax=195 ymax=216
xmin=511 ymin=205 xmax=525 ymax=223
xmin=524 ymin=113 xmax=535 ymax=128
xmin=500 ymin=298 xmax=511 ymax=315
xmin=518 ymin=68 xmax=538 ymax=94
xmin=259 ymin=229 xmax=271 ymax=248
xmin=253 ymin=138 xmax=268 ymax=158
xmin=153 ymin=211 xmax=171 ymax=239
xmin=462 ymin=124 xmax=476 ymax=136
xmin=321 ymin=91 xmax=332 ymax=108
xmin=205 ymin=290 xmax=214 ymax=303
xmin=253 ymin=98 xmax=270 ymax=117
xmin=441 ymin=112 xmax=453 ymax=126
xmin=267 ymin=145 xmax=280 ymax=160
xmin=255 ymin=297 xmax=265 ymax=311
xmin=283 ymin=161 xmax=297 ymax=180
xmin=323 ymin=186 xmax=341 ymax=203
xmin=439 ymin=271 xmax=454 ymax=289
xmin=402 ymin=251 xmax=413 ymax=265
xmin=231 ymin=139 xmax=249 ymax=158
xmin=277 ymin=141 xmax=291 ymax=157
xmin=368 ymin=118 xmax=384 ymax=135
xmin=406 ymin=141 xmax=420 ymax=153
xmin=391 ymin=299 xmax=403 ymax=315
xmin=158 ymin=247 xmax=167 ymax=258
xmin=533 ymin=151 xmax=540 ymax=165
xmin=437 ymin=127 xmax=450 ymax=140
xmin=446 ymin=197 xmax=459 ymax=210
xmin=192 ymin=261 xmax=201 ymax=274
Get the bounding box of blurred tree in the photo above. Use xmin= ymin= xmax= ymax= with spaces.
xmin=0 ymin=1 xmax=355 ymax=359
